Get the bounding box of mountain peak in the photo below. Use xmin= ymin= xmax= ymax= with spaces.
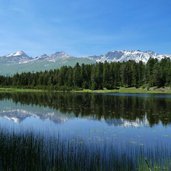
xmin=50 ymin=51 xmax=70 ymax=59
xmin=51 ymin=51 xmax=68 ymax=57
xmin=7 ymin=50 xmax=28 ymax=57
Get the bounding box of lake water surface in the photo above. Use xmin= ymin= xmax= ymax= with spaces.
xmin=0 ymin=93 xmax=171 ymax=170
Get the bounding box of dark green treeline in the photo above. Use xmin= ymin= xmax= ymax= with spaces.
xmin=0 ymin=58 xmax=171 ymax=89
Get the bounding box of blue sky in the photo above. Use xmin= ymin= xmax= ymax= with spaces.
xmin=0 ymin=0 xmax=171 ymax=57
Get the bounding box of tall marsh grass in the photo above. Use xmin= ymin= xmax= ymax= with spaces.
xmin=0 ymin=129 xmax=170 ymax=171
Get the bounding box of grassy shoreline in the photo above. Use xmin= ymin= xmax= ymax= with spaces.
xmin=76 ymin=87 xmax=171 ymax=94
xmin=0 ymin=87 xmax=171 ymax=94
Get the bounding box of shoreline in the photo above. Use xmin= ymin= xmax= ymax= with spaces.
xmin=0 ymin=87 xmax=171 ymax=94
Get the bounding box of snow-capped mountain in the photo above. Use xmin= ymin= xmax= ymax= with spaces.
xmin=2 ymin=49 xmax=171 ymax=64
xmin=5 ymin=51 xmax=70 ymax=64
xmin=7 ymin=50 xmax=28 ymax=57
xmin=89 ymin=50 xmax=171 ymax=63
xmin=0 ymin=50 xmax=94 ymax=75
xmin=0 ymin=50 xmax=31 ymax=64
xmin=0 ymin=50 xmax=171 ymax=75
xmin=36 ymin=51 xmax=70 ymax=61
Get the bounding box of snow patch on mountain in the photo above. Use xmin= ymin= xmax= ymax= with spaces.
xmin=91 ymin=50 xmax=171 ymax=63
xmin=7 ymin=50 xmax=28 ymax=57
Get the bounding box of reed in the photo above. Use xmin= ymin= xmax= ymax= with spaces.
xmin=0 ymin=129 xmax=170 ymax=171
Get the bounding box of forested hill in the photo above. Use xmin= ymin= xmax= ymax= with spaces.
xmin=0 ymin=57 xmax=171 ymax=90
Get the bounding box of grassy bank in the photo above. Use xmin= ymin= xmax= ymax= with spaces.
xmin=0 ymin=87 xmax=47 ymax=93
xmin=75 ymin=87 xmax=171 ymax=94
xmin=0 ymin=87 xmax=171 ymax=94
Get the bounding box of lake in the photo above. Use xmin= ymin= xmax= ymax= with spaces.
xmin=0 ymin=92 xmax=171 ymax=170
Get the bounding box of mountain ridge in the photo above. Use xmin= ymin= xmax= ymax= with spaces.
xmin=0 ymin=50 xmax=171 ymax=75
xmin=1 ymin=49 xmax=171 ymax=63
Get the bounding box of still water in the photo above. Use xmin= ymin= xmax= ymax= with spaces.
xmin=0 ymin=93 xmax=171 ymax=170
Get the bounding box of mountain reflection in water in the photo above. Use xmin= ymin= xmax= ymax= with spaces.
xmin=0 ymin=92 xmax=171 ymax=126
